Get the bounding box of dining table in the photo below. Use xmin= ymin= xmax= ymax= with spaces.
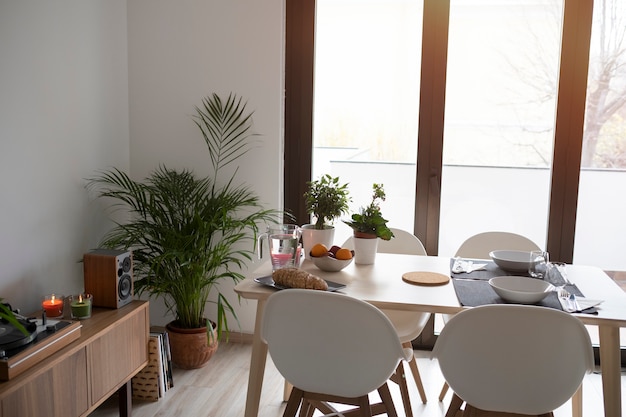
xmin=234 ymin=253 xmax=626 ymax=417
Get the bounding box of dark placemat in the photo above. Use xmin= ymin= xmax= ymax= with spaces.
xmin=450 ymin=258 xmax=597 ymax=314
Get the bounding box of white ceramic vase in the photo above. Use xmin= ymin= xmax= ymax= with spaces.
xmin=301 ymin=224 xmax=335 ymax=260
xmin=353 ymin=234 xmax=379 ymax=265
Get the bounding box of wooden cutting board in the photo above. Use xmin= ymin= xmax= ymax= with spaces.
xmin=402 ymin=271 xmax=450 ymax=286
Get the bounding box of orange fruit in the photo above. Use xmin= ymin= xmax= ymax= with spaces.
xmin=335 ymin=248 xmax=353 ymax=260
xmin=311 ymin=243 xmax=329 ymax=257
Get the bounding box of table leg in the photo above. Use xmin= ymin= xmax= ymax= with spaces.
xmin=244 ymin=299 xmax=269 ymax=417
xmin=598 ymin=325 xmax=621 ymax=417
xmin=283 ymin=380 xmax=293 ymax=401
xmin=571 ymin=384 xmax=582 ymax=417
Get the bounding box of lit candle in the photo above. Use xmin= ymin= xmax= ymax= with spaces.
xmin=70 ymin=294 xmax=92 ymax=319
xmin=42 ymin=294 xmax=64 ymax=317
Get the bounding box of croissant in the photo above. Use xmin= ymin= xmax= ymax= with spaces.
xmin=272 ymin=268 xmax=328 ymax=291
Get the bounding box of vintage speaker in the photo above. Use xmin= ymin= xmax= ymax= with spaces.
xmin=83 ymin=249 xmax=133 ymax=308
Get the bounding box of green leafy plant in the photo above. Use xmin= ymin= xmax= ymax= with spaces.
xmin=0 ymin=301 xmax=27 ymax=335
xmin=343 ymin=183 xmax=394 ymax=240
xmin=86 ymin=93 xmax=281 ymax=339
xmin=304 ymin=174 xmax=350 ymax=229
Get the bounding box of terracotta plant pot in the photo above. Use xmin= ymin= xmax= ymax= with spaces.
xmin=166 ymin=320 xmax=218 ymax=369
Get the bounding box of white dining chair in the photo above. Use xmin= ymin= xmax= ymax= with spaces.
xmin=454 ymin=231 xmax=541 ymax=260
xmin=261 ymin=289 xmax=412 ymax=417
xmin=439 ymin=231 xmax=542 ymax=402
xmin=432 ymin=304 xmax=594 ymax=417
xmin=343 ymin=227 xmax=430 ymax=408
xmin=439 ymin=231 xmax=584 ymax=417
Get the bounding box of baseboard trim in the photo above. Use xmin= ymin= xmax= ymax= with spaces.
xmin=222 ymin=331 xmax=254 ymax=344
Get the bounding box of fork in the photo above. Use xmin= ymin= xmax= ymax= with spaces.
xmin=558 ymin=288 xmax=582 ymax=312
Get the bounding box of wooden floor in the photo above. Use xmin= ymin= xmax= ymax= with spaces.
xmin=92 ymin=341 xmax=625 ymax=417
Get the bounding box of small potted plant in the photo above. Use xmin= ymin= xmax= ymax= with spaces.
xmin=301 ymin=174 xmax=350 ymax=258
xmin=343 ymin=183 xmax=394 ymax=264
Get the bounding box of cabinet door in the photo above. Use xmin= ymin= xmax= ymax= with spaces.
xmin=89 ymin=307 xmax=148 ymax=403
xmin=2 ymin=348 xmax=88 ymax=417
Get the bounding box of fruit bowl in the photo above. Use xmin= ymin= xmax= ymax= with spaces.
xmin=310 ymin=244 xmax=354 ymax=272
xmin=311 ymin=254 xmax=354 ymax=272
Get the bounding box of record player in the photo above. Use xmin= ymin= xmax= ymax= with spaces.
xmin=0 ymin=311 xmax=81 ymax=381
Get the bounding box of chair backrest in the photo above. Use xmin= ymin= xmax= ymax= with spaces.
xmin=455 ymin=231 xmax=540 ymax=259
xmin=261 ymin=289 xmax=406 ymax=398
xmin=432 ymin=304 xmax=594 ymax=415
xmin=343 ymin=228 xmax=427 ymax=256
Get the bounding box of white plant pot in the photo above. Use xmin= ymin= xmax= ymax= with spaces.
xmin=353 ymin=236 xmax=379 ymax=265
xmin=301 ymin=224 xmax=335 ymax=260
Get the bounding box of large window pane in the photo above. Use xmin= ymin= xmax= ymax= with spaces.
xmin=313 ymin=0 xmax=423 ymax=243
xmin=439 ymin=0 xmax=563 ymax=256
xmin=574 ymin=0 xmax=626 ymax=270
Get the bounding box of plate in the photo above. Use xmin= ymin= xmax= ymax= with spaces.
xmin=489 ymin=250 xmax=533 ymax=272
xmin=489 ymin=276 xmax=554 ymax=304
xmin=254 ymin=275 xmax=346 ymax=292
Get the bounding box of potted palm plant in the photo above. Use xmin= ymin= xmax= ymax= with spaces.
xmin=86 ymin=93 xmax=280 ymax=369
xmin=343 ymin=183 xmax=394 ymax=264
xmin=301 ymin=174 xmax=350 ymax=259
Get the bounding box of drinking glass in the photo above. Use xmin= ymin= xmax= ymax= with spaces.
xmin=528 ymin=250 xmax=549 ymax=279
xmin=548 ymin=261 xmax=569 ymax=287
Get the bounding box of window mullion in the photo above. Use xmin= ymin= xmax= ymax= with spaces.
xmin=416 ymin=0 xmax=450 ymax=256
xmin=548 ymin=0 xmax=593 ymax=262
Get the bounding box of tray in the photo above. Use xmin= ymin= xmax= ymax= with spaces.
xmin=254 ymin=275 xmax=346 ymax=292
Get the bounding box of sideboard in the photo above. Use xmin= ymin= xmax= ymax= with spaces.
xmin=0 ymin=300 xmax=149 ymax=417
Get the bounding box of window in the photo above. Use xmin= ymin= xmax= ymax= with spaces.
xmin=285 ymin=0 xmax=625 ymax=271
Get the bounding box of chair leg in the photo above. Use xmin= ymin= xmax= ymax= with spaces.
xmin=283 ymin=387 xmax=305 ymax=417
xmin=297 ymin=399 xmax=314 ymax=417
xmin=377 ymin=383 xmax=398 ymax=417
xmin=444 ymin=393 xmax=464 ymax=417
xmin=439 ymin=381 xmax=450 ymax=401
xmin=403 ymin=341 xmax=428 ymax=404
xmin=393 ymin=362 xmax=413 ymax=417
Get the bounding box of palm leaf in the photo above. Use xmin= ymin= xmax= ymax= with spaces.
xmin=86 ymin=93 xmax=281 ymax=337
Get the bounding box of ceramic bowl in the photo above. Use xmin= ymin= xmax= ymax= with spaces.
xmin=489 ymin=276 xmax=554 ymax=304
xmin=311 ymin=254 xmax=353 ymax=272
xmin=489 ymin=250 xmax=533 ymax=272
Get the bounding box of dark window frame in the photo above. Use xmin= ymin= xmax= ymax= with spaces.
xmin=284 ymin=0 xmax=592 ymax=262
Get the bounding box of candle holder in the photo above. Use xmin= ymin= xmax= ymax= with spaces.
xmin=42 ymin=294 xmax=64 ymax=318
xmin=69 ymin=294 xmax=92 ymax=320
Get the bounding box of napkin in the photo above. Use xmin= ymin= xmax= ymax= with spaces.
xmin=451 ymin=257 xmax=488 ymax=274
xmin=558 ymin=294 xmax=603 ymax=313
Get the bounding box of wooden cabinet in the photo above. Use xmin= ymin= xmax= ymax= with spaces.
xmin=0 ymin=301 xmax=149 ymax=417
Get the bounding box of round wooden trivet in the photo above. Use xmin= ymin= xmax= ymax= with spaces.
xmin=402 ymin=271 xmax=450 ymax=286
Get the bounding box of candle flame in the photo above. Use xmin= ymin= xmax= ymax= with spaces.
xmin=51 ymin=295 xmax=55 ymax=302
xmin=79 ymin=294 xmax=83 ymax=303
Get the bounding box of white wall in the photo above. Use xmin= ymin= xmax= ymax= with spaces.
xmin=0 ymin=0 xmax=284 ymax=334
xmin=127 ymin=0 xmax=284 ymax=331
xmin=0 ymin=1 xmax=129 ymax=314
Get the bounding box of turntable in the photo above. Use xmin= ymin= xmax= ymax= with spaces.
xmin=0 ymin=314 xmax=81 ymax=381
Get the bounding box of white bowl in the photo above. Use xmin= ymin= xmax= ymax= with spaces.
xmin=311 ymin=254 xmax=353 ymax=272
xmin=489 ymin=250 xmax=533 ymax=272
xmin=489 ymin=276 xmax=554 ymax=304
